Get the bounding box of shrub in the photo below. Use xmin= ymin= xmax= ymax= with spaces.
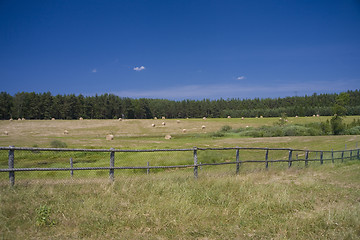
xmin=345 ymin=126 xmax=360 ymax=135
xmin=210 ymin=131 xmax=225 ymax=137
xmin=330 ymin=115 xmax=345 ymax=135
xmin=283 ymin=125 xmax=309 ymax=136
xmin=50 ymin=140 xmax=67 ymax=148
xmin=220 ymin=125 xmax=232 ymax=132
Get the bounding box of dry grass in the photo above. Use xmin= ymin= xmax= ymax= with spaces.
xmin=0 ymin=118 xmax=360 ymax=239
xmin=1 ymin=161 xmax=359 ymax=239
xmin=1 ymin=117 xmax=360 ymax=149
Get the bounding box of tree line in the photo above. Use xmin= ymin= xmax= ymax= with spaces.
xmin=0 ymin=90 xmax=359 ymax=120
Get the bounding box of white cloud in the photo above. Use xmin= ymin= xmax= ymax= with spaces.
xmin=133 ymin=66 xmax=146 ymax=71
xmin=237 ymin=76 xmax=245 ymax=80
xmin=92 ymin=69 xmax=97 ymax=73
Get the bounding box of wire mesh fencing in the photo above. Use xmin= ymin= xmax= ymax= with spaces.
xmin=0 ymin=146 xmax=359 ymax=186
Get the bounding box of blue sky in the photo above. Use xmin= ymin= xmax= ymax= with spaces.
xmin=1 ymin=0 xmax=359 ymax=100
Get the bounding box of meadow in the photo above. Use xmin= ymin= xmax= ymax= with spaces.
xmin=0 ymin=117 xmax=360 ymax=239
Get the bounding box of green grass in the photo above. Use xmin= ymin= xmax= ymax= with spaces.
xmin=1 ymin=161 xmax=359 ymax=239
xmin=0 ymin=118 xmax=360 ymax=239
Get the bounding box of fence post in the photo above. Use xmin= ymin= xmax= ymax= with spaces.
xmin=288 ymin=150 xmax=293 ymax=168
xmin=305 ymin=151 xmax=309 ymax=167
xmin=265 ymin=149 xmax=269 ymax=170
xmin=236 ymin=148 xmax=240 ymax=175
xmin=331 ymin=149 xmax=334 ymax=164
xmin=110 ymin=148 xmax=115 ymax=182
xmin=320 ymin=151 xmax=323 ymax=164
xmin=70 ymin=157 xmax=74 ymax=177
xmin=350 ymin=150 xmax=353 ymax=160
xmin=147 ymin=162 xmax=150 ymax=175
xmin=341 ymin=151 xmax=344 ymax=162
xmin=194 ymin=147 xmax=198 ymax=179
xmin=8 ymin=145 xmax=15 ymax=187
xmin=357 ymin=149 xmax=359 ymax=160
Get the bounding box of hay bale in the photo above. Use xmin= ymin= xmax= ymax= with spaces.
xmin=260 ymin=116 xmax=263 ymax=118
xmin=241 ymin=117 xmax=244 ymax=120
xmin=182 ymin=129 xmax=187 ymax=133
xmin=4 ymin=131 xmax=8 ymax=135
xmin=106 ymin=134 xmax=114 ymax=140
xmin=162 ymin=122 xmax=166 ymax=126
xmin=64 ymin=130 xmax=69 ymax=135
xmin=165 ymin=135 xmax=172 ymax=140
xmin=162 ymin=116 xmax=166 ymax=120
xmin=154 ymin=117 xmax=157 ymax=120
xmin=79 ymin=117 xmax=84 ymax=120
xmin=177 ymin=120 xmax=180 ymax=123
xmin=203 ymin=117 xmax=207 ymax=120
xmin=21 ymin=118 xmax=25 ymax=121
xmin=118 ymin=118 xmax=122 ymax=121
xmin=18 ymin=118 xmax=21 ymax=121
xmin=201 ymin=125 xmax=206 ymax=129
xmin=51 ymin=118 xmax=55 ymax=121
xmin=9 ymin=118 xmax=13 ymax=121
xmin=151 ymin=123 xmax=156 ymax=127
xmin=227 ymin=116 xmax=231 ymax=119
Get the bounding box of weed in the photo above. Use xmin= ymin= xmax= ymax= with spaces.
xmin=50 ymin=140 xmax=67 ymax=148
xmin=35 ymin=205 xmax=56 ymax=227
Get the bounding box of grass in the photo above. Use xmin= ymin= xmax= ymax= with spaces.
xmin=0 ymin=117 xmax=360 ymax=239
xmin=1 ymin=161 xmax=359 ymax=239
xmin=1 ymin=116 xmax=360 ymax=149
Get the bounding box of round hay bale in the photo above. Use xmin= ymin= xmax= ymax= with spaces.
xmin=118 ymin=118 xmax=122 ymax=121
xmin=51 ymin=118 xmax=55 ymax=121
xmin=64 ymin=130 xmax=69 ymax=135
xmin=201 ymin=125 xmax=206 ymax=129
xmin=162 ymin=116 xmax=166 ymax=120
xmin=227 ymin=116 xmax=231 ymax=119
xmin=106 ymin=134 xmax=114 ymax=141
xmin=151 ymin=123 xmax=156 ymax=127
xmin=241 ymin=117 xmax=244 ymax=120
xmin=21 ymin=118 xmax=25 ymax=121
xmin=260 ymin=116 xmax=263 ymax=118
xmin=177 ymin=120 xmax=180 ymax=123
xmin=162 ymin=122 xmax=166 ymax=126
xmin=9 ymin=118 xmax=13 ymax=121
xmin=182 ymin=129 xmax=187 ymax=133
xmin=154 ymin=117 xmax=157 ymax=120
xmin=203 ymin=117 xmax=207 ymax=120
xmin=18 ymin=118 xmax=21 ymax=121
xmin=79 ymin=117 xmax=84 ymax=120
xmin=165 ymin=135 xmax=172 ymax=140
xmin=4 ymin=131 xmax=8 ymax=135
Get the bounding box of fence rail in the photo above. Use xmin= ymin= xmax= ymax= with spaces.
xmin=1 ymin=146 xmax=359 ymax=186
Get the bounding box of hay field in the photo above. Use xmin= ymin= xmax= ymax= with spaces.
xmin=0 ymin=116 xmax=360 ymax=149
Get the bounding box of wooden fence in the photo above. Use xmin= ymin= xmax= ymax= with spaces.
xmin=0 ymin=146 xmax=359 ymax=186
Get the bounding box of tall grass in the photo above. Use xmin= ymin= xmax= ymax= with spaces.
xmin=1 ymin=161 xmax=359 ymax=239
